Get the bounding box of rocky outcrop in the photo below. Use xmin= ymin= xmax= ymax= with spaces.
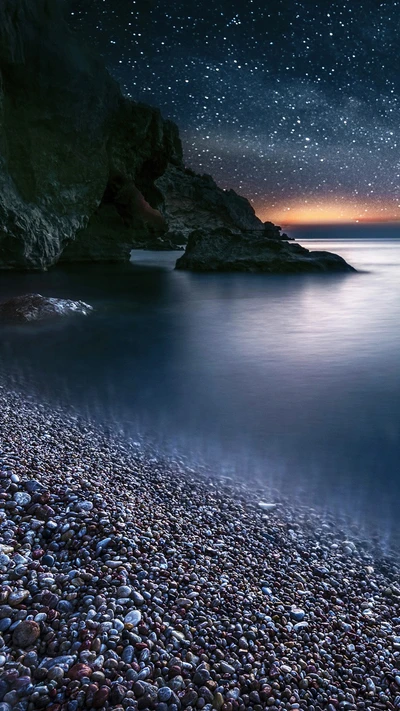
xmin=0 ymin=0 xmax=182 ymax=269
xmin=175 ymin=228 xmax=356 ymax=273
xmin=155 ymin=165 xmax=266 ymax=244
xmin=0 ymin=294 xmax=93 ymax=322
xmin=60 ymin=102 xmax=182 ymax=262
xmin=0 ymin=0 xmax=354 ymax=272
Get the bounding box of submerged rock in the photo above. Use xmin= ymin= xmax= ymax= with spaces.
xmin=175 ymin=227 xmax=356 ymax=273
xmin=0 ymin=294 xmax=93 ymax=322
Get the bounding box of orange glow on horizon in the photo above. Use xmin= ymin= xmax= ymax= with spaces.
xmin=255 ymin=199 xmax=400 ymax=225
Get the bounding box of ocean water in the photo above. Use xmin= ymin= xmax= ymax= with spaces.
xmin=0 ymin=227 xmax=399 ymax=549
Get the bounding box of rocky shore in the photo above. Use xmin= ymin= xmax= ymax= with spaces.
xmin=1 ymin=386 xmax=400 ymax=711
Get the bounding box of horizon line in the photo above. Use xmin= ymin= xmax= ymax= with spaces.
xmin=280 ymin=219 xmax=400 ymax=228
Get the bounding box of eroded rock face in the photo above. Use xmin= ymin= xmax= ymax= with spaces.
xmin=61 ymin=102 xmax=183 ymax=262
xmin=0 ymin=0 xmax=182 ymax=269
xmin=175 ymin=228 xmax=356 ymax=274
xmin=155 ymin=165 xmax=266 ymax=243
xmin=0 ymin=294 xmax=93 ymax=322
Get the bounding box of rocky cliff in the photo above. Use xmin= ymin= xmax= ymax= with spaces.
xmin=0 ymin=0 xmax=354 ymax=274
xmin=0 ymin=0 xmax=182 ymax=269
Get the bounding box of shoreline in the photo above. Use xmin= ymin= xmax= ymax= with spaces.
xmin=1 ymin=386 xmax=400 ymax=711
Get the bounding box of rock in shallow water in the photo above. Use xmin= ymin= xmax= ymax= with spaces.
xmin=0 ymin=294 xmax=93 ymax=323
xmin=176 ymin=227 xmax=356 ymax=273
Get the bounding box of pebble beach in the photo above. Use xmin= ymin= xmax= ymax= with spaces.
xmin=1 ymin=385 xmax=400 ymax=711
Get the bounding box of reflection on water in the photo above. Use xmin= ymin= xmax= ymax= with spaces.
xmin=0 ymin=235 xmax=399 ymax=549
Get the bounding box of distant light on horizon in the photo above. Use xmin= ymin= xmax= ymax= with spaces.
xmin=256 ymin=199 xmax=400 ymax=226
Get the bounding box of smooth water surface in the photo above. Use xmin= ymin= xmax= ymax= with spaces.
xmin=0 ymin=233 xmax=399 ymax=547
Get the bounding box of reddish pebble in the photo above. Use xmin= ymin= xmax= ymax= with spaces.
xmin=92 ymin=686 xmax=110 ymax=708
xmin=67 ymin=664 xmax=93 ymax=681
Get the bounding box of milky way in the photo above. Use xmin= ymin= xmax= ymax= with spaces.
xmin=70 ymin=0 xmax=400 ymax=223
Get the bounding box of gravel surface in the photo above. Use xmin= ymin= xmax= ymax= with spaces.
xmin=1 ymin=385 xmax=400 ymax=711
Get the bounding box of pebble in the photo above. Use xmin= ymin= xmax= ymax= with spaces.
xmin=0 ymin=620 xmax=12 ymax=633
xmin=220 ymin=661 xmax=235 ymax=674
xmin=8 ymin=590 xmax=29 ymax=606
xmin=132 ymin=590 xmax=144 ymax=605
xmin=41 ymin=554 xmax=55 ymax=566
xmin=12 ymin=621 xmax=40 ymax=648
xmin=158 ymin=687 xmax=173 ymax=702
xmin=124 ymin=610 xmax=142 ymax=626
xmin=12 ymin=491 xmax=31 ymax=506
xmin=290 ymin=606 xmax=305 ymax=621
xmin=1 ymin=387 xmax=400 ymax=711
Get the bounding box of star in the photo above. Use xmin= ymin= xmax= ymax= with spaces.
xmin=70 ymin=0 xmax=400 ymax=224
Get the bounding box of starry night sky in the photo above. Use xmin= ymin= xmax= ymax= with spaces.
xmin=70 ymin=0 xmax=400 ymax=224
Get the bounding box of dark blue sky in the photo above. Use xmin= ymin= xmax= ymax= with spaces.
xmin=70 ymin=0 xmax=400 ymax=223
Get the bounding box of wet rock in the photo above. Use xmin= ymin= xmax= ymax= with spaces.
xmin=193 ymin=666 xmax=211 ymax=685
xmin=39 ymin=656 xmax=76 ymax=671
xmin=132 ymin=591 xmax=145 ymax=606
xmin=220 ymin=662 xmax=235 ymax=675
xmin=0 ymin=295 xmax=93 ymax=323
xmin=181 ymin=689 xmax=199 ymax=707
xmin=41 ymin=555 xmax=55 ymax=567
xmin=213 ymin=692 xmax=224 ymax=710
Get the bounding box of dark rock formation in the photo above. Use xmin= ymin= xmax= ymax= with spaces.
xmin=0 ymin=0 xmax=182 ymax=269
xmin=61 ymin=102 xmax=183 ymax=262
xmin=175 ymin=228 xmax=356 ymax=273
xmin=155 ymin=165 xmax=266 ymax=243
xmin=262 ymin=221 xmax=294 ymax=241
xmin=0 ymin=294 xmax=93 ymax=322
xmin=0 ymin=0 xmax=353 ymax=273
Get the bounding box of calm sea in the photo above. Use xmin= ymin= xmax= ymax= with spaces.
xmin=0 ymin=225 xmax=399 ymax=549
